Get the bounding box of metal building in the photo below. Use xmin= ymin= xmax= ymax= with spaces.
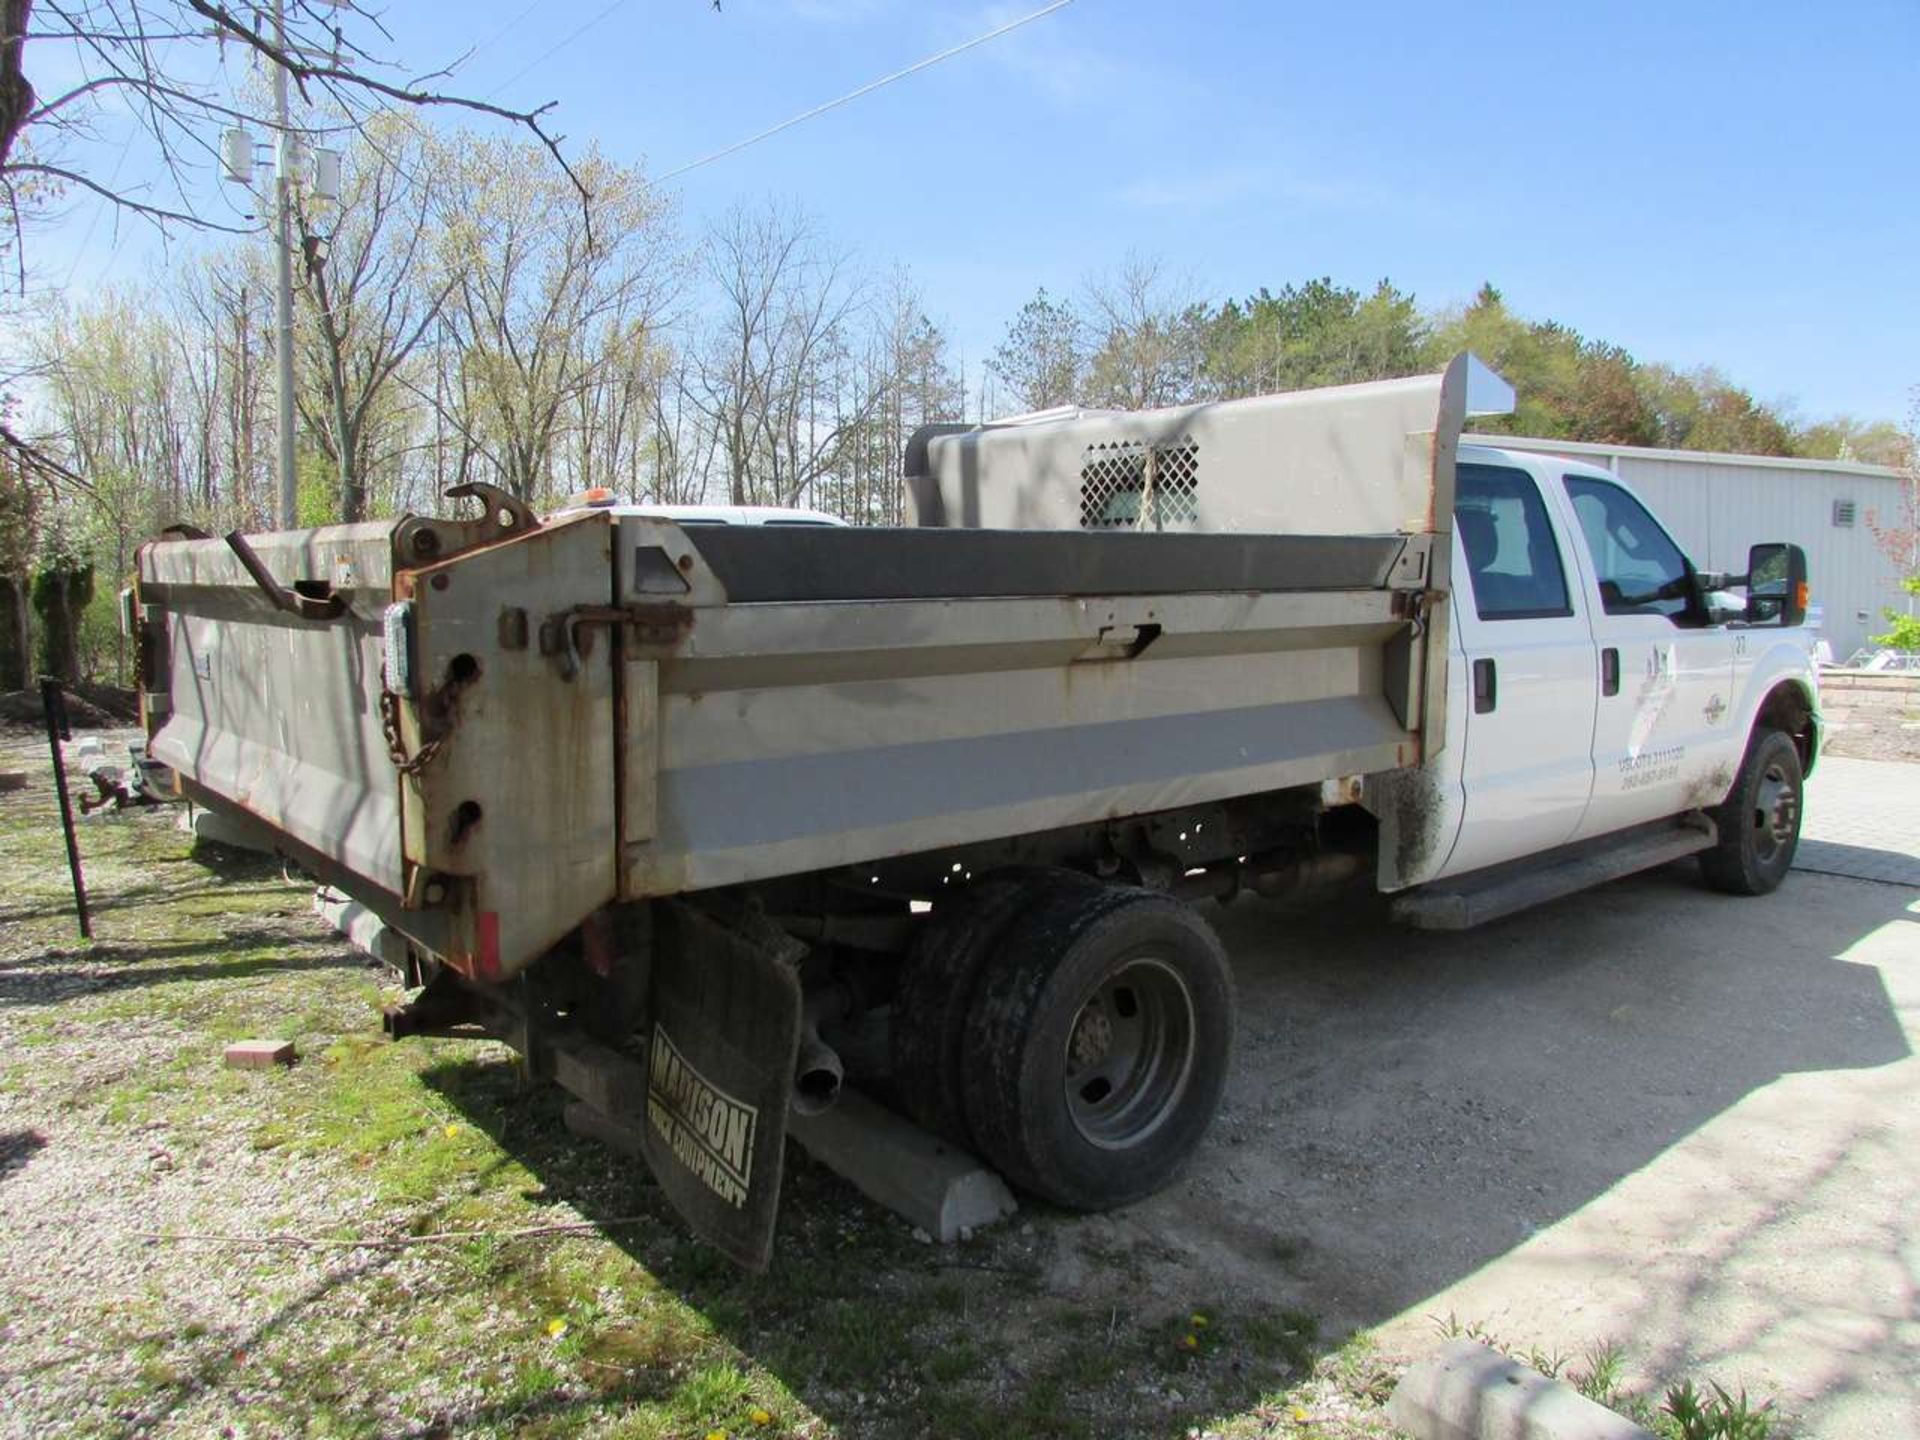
xmin=1467 ymin=434 xmax=1912 ymax=663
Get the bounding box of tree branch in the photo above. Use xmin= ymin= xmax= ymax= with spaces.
xmin=1 ymin=418 xmax=96 ymax=495
xmin=7 ymin=161 xmax=255 ymax=232
xmin=182 ymin=0 xmax=591 ymax=228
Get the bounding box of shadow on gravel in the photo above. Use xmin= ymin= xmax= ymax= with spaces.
xmin=0 ymin=935 xmax=367 ymax=1005
xmin=0 ymin=879 xmax=299 ymax=929
xmin=1162 ymin=860 xmax=1915 ymax=1332
xmin=0 ymin=1129 xmax=46 ymax=1184
xmin=110 ymin=1251 xmax=402 ymax=1434
xmin=408 ymin=859 xmax=1913 ymax=1437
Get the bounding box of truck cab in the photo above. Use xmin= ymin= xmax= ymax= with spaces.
xmin=1407 ymin=443 xmax=1818 ymax=890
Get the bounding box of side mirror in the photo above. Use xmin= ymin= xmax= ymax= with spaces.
xmin=1744 ymin=542 xmax=1808 ymax=627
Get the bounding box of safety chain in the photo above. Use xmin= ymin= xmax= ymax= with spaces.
xmin=379 ymin=689 xmax=447 ymax=777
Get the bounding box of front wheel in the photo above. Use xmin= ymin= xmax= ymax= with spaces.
xmin=959 ymin=883 xmax=1233 ymax=1210
xmin=1699 ymin=728 xmax=1803 ymax=896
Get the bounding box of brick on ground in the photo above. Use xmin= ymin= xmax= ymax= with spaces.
xmin=223 ymin=1039 xmax=296 ymax=1070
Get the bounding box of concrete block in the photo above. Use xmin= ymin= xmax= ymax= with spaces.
xmin=564 ymin=1090 xmax=1018 ymax=1244
xmin=787 ymin=1087 xmax=1017 ymax=1243
xmin=565 ymin=1100 xmax=649 ymax=1157
xmin=1387 ymin=1340 xmax=1656 ymax=1440
xmin=313 ymin=891 xmax=410 ymax=970
xmin=224 ymin=1039 xmax=296 ymax=1070
xmin=180 ymin=804 xmax=278 ymax=855
xmin=0 ymin=771 xmax=26 ymax=792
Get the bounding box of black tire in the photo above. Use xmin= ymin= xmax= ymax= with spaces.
xmin=890 ymin=868 xmax=1100 ymax=1146
xmin=1699 ymin=728 xmax=1803 ymax=896
xmin=959 ymin=883 xmax=1233 ymax=1210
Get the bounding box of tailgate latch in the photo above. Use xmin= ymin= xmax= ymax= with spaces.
xmin=541 ymin=604 xmax=695 ymax=680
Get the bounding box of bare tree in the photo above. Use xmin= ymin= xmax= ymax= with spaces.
xmin=1081 ymin=253 xmax=1208 ymax=410
xmin=686 ymin=202 xmax=883 ymax=507
xmin=644 ymin=353 xmax=719 ymax=506
xmin=0 ymin=0 xmax=605 ymax=244
xmin=834 ymin=269 xmax=960 ymax=522
xmin=176 ymin=248 xmax=272 ymax=524
xmin=425 ymin=136 xmax=676 ymax=506
xmin=0 ymin=1 xmax=717 ymax=489
xmin=293 ymin=114 xmax=452 ymax=521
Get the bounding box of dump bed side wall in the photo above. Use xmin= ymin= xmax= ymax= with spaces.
xmin=139 ymin=525 xmax=407 ymax=897
xmin=620 ymin=540 xmax=1422 ymax=896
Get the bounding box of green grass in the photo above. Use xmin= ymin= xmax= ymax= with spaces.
xmin=1434 ymin=1316 xmax=1785 ymax=1439
xmin=2 ymin=735 xmax=1377 ymax=1439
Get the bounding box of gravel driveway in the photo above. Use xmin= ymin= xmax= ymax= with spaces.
xmin=4 ymin=697 xmax=1914 ymax=1438
xmin=1101 ymin=747 xmax=1920 ymax=1438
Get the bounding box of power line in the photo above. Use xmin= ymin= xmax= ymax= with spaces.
xmin=467 ymin=0 xmax=552 ymax=69
xmin=660 ymin=0 xmax=1077 ymax=182
xmin=487 ymin=0 xmax=636 ymax=100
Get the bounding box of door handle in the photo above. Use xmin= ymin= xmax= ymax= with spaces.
xmin=1472 ymin=658 xmax=1496 ymax=714
xmin=1601 ymin=647 xmax=1620 ymax=696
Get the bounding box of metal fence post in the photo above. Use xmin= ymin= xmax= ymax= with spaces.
xmin=39 ymin=678 xmax=92 ymax=940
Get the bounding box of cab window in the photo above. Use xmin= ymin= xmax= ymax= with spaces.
xmin=1564 ymin=476 xmax=1693 ymax=621
xmin=1454 ymin=464 xmax=1572 ymax=620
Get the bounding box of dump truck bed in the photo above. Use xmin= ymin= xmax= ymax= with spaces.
xmin=137 ymin=357 xmax=1502 ymax=984
xmin=138 ymin=520 xmax=1427 ymax=975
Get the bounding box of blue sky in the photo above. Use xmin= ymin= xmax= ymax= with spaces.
xmin=31 ymin=0 xmax=1919 ymax=424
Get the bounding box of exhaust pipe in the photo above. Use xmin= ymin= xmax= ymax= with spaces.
xmin=791 ymin=984 xmax=849 ymax=1116
xmin=793 ymin=1024 xmax=844 ymax=1116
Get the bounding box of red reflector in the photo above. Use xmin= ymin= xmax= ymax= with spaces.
xmin=475 ymin=910 xmax=501 ymax=980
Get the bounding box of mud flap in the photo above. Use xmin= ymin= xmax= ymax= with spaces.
xmin=640 ymin=901 xmax=803 ymax=1271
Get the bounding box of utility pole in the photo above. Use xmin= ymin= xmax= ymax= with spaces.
xmin=272 ymin=0 xmax=297 ymax=530
xmin=219 ymin=8 xmax=338 ymax=530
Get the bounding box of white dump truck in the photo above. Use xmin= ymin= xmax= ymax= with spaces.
xmin=133 ymin=355 xmax=1819 ymax=1267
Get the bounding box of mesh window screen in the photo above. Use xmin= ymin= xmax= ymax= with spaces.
xmin=1079 ymin=439 xmax=1200 ymax=529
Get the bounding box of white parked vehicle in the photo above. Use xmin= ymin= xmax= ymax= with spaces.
xmin=134 ymin=356 xmax=1817 ymax=1266
xmin=550 ymin=490 xmax=848 ymax=528
xmin=1389 ymin=440 xmax=1815 ymax=905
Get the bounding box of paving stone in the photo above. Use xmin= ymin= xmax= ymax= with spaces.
xmin=1796 ymin=757 xmax=1920 ymax=888
xmin=223 ymin=1039 xmax=296 ymax=1070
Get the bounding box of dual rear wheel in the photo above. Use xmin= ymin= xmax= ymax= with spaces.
xmin=891 ymin=872 xmax=1233 ymax=1210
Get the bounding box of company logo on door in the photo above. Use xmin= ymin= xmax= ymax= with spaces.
xmin=647 ymin=1024 xmax=757 ymax=1210
xmin=1703 ymin=694 xmax=1727 ymax=725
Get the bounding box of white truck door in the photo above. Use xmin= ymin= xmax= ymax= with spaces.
xmin=1556 ymin=471 xmax=1738 ymax=839
xmin=1434 ymin=461 xmax=1598 ymax=879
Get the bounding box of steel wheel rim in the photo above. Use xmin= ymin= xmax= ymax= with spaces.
xmin=1062 ymin=957 xmax=1196 ymax=1150
xmin=1751 ymin=760 xmax=1798 ymax=863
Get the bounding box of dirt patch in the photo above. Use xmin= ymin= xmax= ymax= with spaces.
xmin=0 ymin=683 xmax=140 ymax=730
xmin=1819 ymin=676 xmax=1920 ymax=764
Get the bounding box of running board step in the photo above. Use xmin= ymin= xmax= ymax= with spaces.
xmin=1392 ymin=816 xmax=1718 ymax=931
